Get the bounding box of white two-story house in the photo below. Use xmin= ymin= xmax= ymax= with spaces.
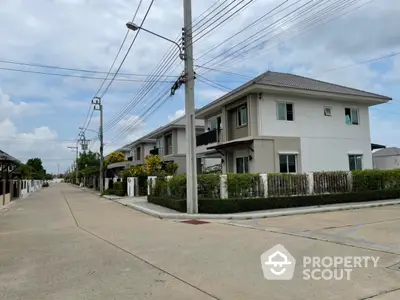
xmin=195 ymin=71 xmax=391 ymax=174
xmin=147 ymin=115 xmax=204 ymax=174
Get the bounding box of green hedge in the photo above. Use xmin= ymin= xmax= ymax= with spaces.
xmin=148 ymin=189 xmax=400 ymax=214
xmin=198 ymin=174 xmax=220 ymax=199
xmin=352 ymin=169 xmax=400 ymax=191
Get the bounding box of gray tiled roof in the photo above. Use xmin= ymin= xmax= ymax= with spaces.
xmin=373 ymin=147 xmax=400 ymax=157
xmin=253 ymin=71 xmax=391 ymax=100
xmin=0 ymin=150 xmax=21 ymax=164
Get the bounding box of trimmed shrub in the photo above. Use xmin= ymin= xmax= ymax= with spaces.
xmin=352 ymin=169 xmax=400 ymax=191
xmin=168 ymin=174 xmax=187 ymax=199
xmin=268 ymin=173 xmax=308 ymax=197
xmin=313 ymin=171 xmax=349 ymax=194
xmin=227 ymin=173 xmax=262 ymax=198
xmin=198 ymin=174 xmax=220 ymax=199
xmin=149 ymin=189 xmax=400 ymax=214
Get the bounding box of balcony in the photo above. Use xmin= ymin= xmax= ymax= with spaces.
xmin=149 ymin=148 xmax=159 ymax=155
xmin=196 ymin=129 xmax=222 ymax=147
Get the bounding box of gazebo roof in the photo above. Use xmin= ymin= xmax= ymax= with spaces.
xmin=0 ymin=150 xmax=21 ymax=165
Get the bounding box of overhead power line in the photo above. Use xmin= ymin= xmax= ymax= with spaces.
xmin=0 ymin=66 xmax=174 ymax=82
xmin=0 ymin=59 xmax=177 ymax=77
xmin=78 ymin=0 xmax=144 ymax=138
xmin=98 ymin=0 xmax=155 ymax=99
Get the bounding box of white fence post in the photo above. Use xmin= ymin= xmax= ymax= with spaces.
xmin=307 ymin=173 xmax=314 ymax=195
xmin=147 ymin=176 xmax=157 ymax=196
xmin=127 ymin=177 xmax=135 ymax=197
xmin=105 ymin=178 xmax=109 ymax=190
xmin=220 ymin=174 xmax=228 ymax=199
xmin=347 ymin=171 xmax=353 ymax=191
xmin=260 ymin=174 xmax=268 ymax=197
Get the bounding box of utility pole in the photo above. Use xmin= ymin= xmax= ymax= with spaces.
xmin=67 ymin=145 xmax=79 ymax=184
xmin=183 ymin=0 xmax=198 ymax=213
xmin=92 ymin=97 xmax=104 ymax=193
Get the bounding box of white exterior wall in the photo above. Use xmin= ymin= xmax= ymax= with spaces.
xmin=258 ymin=94 xmax=373 ymax=172
xmin=373 ymin=155 xmax=400 ymax=170
xmin=176 ymin=128 xmax=187 ymax=154
xmin=143 ymin=143 xmax=156 ymax=158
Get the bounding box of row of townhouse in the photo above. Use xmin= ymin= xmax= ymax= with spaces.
xmin=107 ymin=71 xmax=390 ymax=175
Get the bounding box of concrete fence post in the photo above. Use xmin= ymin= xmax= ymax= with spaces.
xmin=347 ymin=171 xmax=353 ymax=192
xmin=166 ymin=175 xmax=173 ymax=196
xmin=220 ymin=174 xmax=228 ymax=199
xmin=260 ymin=174 xmax=268 ymax=197
xmin=307 ymin=173 xmax=314 ymax=195
xmin=127 ymin=177 xmax=135 ymax=197
xmin=147 ymin=176 xmax=157 ymax=196
xmin=105 ymin=178 xmax=109 ymax=190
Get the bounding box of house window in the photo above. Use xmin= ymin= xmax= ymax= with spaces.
xmin=349 ymin=154 xmax=362 ymax=171
xmin=279 ymin=154 xmax=297 ymax=173
xmin=209 ymin=118 xmax=218 ymax=130
xmin=237 ymin=105 xmax=248 ymax=127
xmin=324 ymin=106 xmax=332 ymax=116
xmin=236 ymin=157 xmax=249 ymax=174
xmin=135 ymin=146 xmax=141 ymax=160
xmin=165 ymin=135 xmax=172 ymax=155
xmin=345 ymin=108 xmax=359 ymax=125
xmin=277 ymin=102 xmax=294 ymax=121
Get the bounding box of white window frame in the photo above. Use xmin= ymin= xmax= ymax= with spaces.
xmin=348 ymin=154 xmax=363 ymax=171
xmin=278 ymin=154 xmax=297 ymax=173
xmin=236 ymin=105 xmax=248 ymax=127
xmin=345 ymin=107 xmax=360 ymax=125
xmin=277 ymin=102 xmax=294 ymax=121
xmin=235 ymin=156 xmax=249 ymax=174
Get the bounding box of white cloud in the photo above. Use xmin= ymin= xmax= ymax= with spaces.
xmin=168 ymin=109 xmax=185 ymax=121
xmin=0 ymin=0 xmax=399 ymax=165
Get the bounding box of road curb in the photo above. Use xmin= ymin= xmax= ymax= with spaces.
xmin=123 ymin=199 xmax=400 ymax=220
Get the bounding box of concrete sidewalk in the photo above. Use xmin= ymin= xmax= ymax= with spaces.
xmin=118 ymin=197 xmax=400 ymax=220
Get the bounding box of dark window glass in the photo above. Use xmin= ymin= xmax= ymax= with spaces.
xmin=279 ymin=155 xmax=288 ymax=173
xmin=286 ymin=103 xmax=294 ymax=121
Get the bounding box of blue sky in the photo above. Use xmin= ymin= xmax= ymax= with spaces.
xmin=0 ymin=0 xmax=399 ymax=173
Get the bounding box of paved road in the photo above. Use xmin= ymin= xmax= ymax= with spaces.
xmin=1 ymin=184 xmax=400 ymax=299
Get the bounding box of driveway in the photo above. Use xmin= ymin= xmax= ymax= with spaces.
xmin=0 ymin=184 xmax=399 ymax=299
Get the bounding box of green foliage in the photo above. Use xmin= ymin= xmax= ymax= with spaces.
xmin=313 ymin=171 xmax=349 ymax=194
xmin=164 ymin=162 xmax=179 ymax=175
xmin=105 ymin=151 xmax=126 ymax=165
xmin=149 ymin=189 xmax=400 ymax=214
xmin=352 ymin=169 xmax=400 ymax=191
xmin=267 ymin=173 xmax=308 ymax=196
xmin=14 ymin=164 xmax=34 ymax=179
xmin=168 ymin=174 xmax=187 ymax=199
xmin=26 ymin=158 xmax=46 ymax=179
xmin=45 ymin=173 xmax=53 ymax=180
xmin=145 ymin=155 xmax=163 ymax=175
xmin=198 ymin=174 xmax=220 ymax=198
xmin=77 ymin=151 xmax=100 ymax=178
xmin=227 ymin=173 xmax=261 ymax=198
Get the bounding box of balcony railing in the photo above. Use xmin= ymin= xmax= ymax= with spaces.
xmin=149 ymin=148 xmax=159 ymax=155
xmin=196 ymin=129 xmax=222 ymax=147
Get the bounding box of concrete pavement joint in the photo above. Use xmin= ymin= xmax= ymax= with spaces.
xmin=359 ymin=287 xmax=400 ymax=299
xmin=222 ymin=222 xmax=400 ymax=257
xmin=61 ymin=189 xmax=221 ymax=300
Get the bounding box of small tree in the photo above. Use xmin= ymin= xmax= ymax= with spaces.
xmin=164 ymin=162 xmax=179 ymax=175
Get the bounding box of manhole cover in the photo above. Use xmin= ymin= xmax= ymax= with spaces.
xmin=388 ymin=262 xmax=400 ymax=271
xmin=181 ymin=220 xmax=210 ymax=225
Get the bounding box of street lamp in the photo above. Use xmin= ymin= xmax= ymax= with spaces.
xmin=126 ymin=22 xmax=185 ymax=60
